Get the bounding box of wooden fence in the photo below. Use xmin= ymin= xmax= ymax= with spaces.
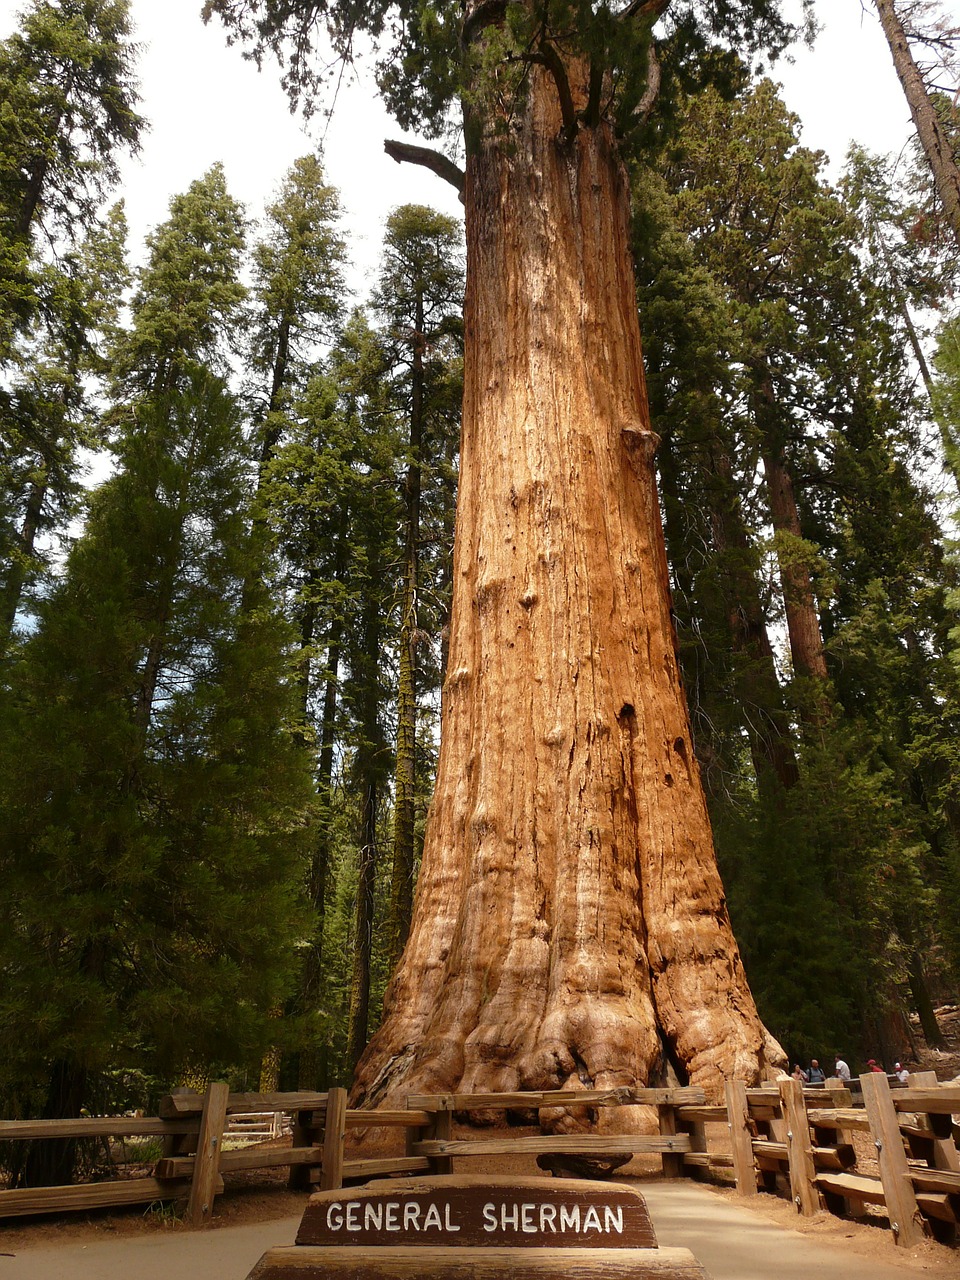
xmin=723 ymin=1072 xmax=960 ymax=1247
xmin=1 ymin=1075 xmax=957 ymax=1248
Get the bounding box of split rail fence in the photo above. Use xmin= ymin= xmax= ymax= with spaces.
xmin=0 ymin=1075 xmax=957 ymax=1248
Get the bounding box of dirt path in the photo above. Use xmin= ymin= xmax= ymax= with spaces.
xmin=2 ymin=1180 xmax=956 ymax=1280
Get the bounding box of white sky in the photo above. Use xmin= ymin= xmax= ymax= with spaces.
xmin=0 ymin=0 xmax=926 ymax=297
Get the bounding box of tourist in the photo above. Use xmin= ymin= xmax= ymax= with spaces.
xmin=791 ymin=1064 xmax=808 ymax=1084
xmin=866 ymin=1058 xmax=885 ymax=1073
xmin=807 ymin=1059 xmax=826 ymax=1084
xmin=894 ymin=1062 xmax=910 ymax=1083
xmin=833 ymin=1054 xmax=850 ymax=1081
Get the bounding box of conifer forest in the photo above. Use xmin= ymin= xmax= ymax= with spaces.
xmin=2 ymin=0 xmax=960 ymax=1177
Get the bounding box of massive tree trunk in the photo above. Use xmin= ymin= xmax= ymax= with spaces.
xmin=873 ymin=0 xmax=960 ymax=251
xmin=353 ymin=58 xmax=781 ymax=1105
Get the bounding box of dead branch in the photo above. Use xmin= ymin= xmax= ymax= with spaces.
xmin=383 ymin=141 xmax=466 ymax=202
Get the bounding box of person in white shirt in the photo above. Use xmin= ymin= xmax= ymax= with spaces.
xmin=834 ymin=1055 xmax=851 ymax=1081
xmin=894 ymin=1062 xmax=910 ymax=1083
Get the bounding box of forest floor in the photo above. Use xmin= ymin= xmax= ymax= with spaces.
xmin=1 ymin=1006 xmax=958 ymax=1272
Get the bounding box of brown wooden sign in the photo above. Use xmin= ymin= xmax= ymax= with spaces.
xmin=246 ymin=1175 xmax=711 ymax=1279
xmin=296 ymin=1175 xmax=657 ymax=1249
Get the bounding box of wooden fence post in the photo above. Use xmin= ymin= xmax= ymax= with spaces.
xmin=860 ymin=1071 xmax=924 ymax=1247
xmin=188 ymin=1081 xmax=229 ymax=1227
xmin=724 ymin=1078 xmax=757 ymax=1197
xmin=319 ymin=1087 xmax=348 ymax=1192
xmin=682 ymin=1115 xmax=709 ymax=1182
xmin=427 ymin=1106 xmax=454 ymax=1177
xmin=778 ymin=1077 xmax=819 ymax=1217
xmin=161 ymin=1086 xmax=198 ymax=1163
xmin=658 ymin=1102 xmax=684 ymax=1179
xmin=907 ymin=1071 xmax=960 ymax=1174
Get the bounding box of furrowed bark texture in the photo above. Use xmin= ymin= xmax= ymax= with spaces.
xmin=353 ymin=63 xmax=780 ymax=1106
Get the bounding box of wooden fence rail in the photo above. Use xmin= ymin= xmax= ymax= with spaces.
xmin=1 ymin=1075 xmax=957 ymax=1250
xmin=724 ymin=1072 xmax=960 ymax=1248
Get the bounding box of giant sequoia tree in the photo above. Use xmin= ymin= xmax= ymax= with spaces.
xmin=204 ymin=0 xmax=806 ymax=1099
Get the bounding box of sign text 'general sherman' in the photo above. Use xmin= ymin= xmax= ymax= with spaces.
xmin=322 ymin=1195 xmax=628 ymax=1237
xmin=296 ymin=1175 xmax=658 ymax=1250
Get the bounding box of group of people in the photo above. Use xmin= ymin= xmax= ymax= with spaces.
xmin=789 ymin=1056 xmax=911 ymax=1084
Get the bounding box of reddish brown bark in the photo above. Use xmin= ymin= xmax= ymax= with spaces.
xmin=353 ymin=59 xmax=782 ymax=1105
xmin=874 ymin=0 xmax=960 ymax=251
xmin=752 ymin=373 xmax=828 ymax=687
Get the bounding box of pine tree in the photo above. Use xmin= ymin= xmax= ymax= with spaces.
xmin=0 ymin=202 xmax=129 ymax=647
xmin=0 ymin=373 xmax=314 ymax=1183
xmin=115 ymin=164 xmax=247 ymax=398
xmin=0 ymin=166 xmax=314 ymax=1183
xmin=248 ymin=153 xmax=346 ymax=478
xmin=0 ymin=0 xmax=141 ymax=356
xmin=260 ymin=313 xmax=399 ymax=1083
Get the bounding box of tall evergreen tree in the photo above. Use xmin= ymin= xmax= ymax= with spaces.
xmin=248 ymin=153 xmax=345 ymax=479
xmin=0 ymin=202 xmax=128 ymax=647
xmin=0 ymin=167 xmax=314 ymax=1183
xmin=261 ymin=313 xmax=398 ymax=1082
xmin=0 ymin=0 xmax=141 ymax=356
xmin=0 ymin=372 xmax=313 ymax=1183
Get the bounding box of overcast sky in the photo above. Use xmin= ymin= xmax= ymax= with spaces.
xmin=0 ymin=0 xmax=921 ymax=298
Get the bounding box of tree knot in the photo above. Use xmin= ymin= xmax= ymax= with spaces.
xmin=621 ymin=423 xmax=660 ymax=475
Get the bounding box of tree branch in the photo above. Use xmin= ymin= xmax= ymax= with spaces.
xmin=582 ymin=59 xmax=605 ymax=129
xmin=634 ymin=39 xmax=662 ymax=121
xmin=522 ymin=44 xmax=578 ymax=141
xmin=617 ymin=0 xmax=672 ymax=23
xmin=383 ymin=141 xmax=466 ymax=202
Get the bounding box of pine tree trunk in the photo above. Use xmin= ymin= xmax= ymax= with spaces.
xmin=874 ymin=0 xmax=960 ymax=251
xmin=18 ymin=1059 xmax=88 ymax=1188
xmin=706 ymin=440 xmax=800 ymax=793
xmin=907 ymin=948 xmax=947 ymax=1049
xmin=752 ymin=370 xmax=828 ymax=687
xmin=353 ymin=60 xmax=781 ymax=1105
xmin=346 ymin=556 xmax=386 ymax=1071
xmin=297 ymin=617 xmax=341 ymax=1089
xmin=388 ymin=292 xmax=425 ymax=968
xmin=0 ymin=471 xmax=46 ymax=649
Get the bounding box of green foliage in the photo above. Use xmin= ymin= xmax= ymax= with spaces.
xmin=116 ymin=165 xmax=248 ymax=396
xmin=0 ymin=161 xmax=317 ymax=1151
xmin=202 ymin=0 xmax=809 ymax=143
xmin=0 ymin=373 xmax=315 ymax=1115
xmin=636 ymin=73 xmax=960 ymax=1056
xmin=934 ymin=313 xmax=960 ymax=489
xmin=248 ymin=153 xmax=346 ymax=419
xmin=0 ymin=0 xmax=142 ymax=354
xmin=0 ymin=200 xmax=130 ymax=645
